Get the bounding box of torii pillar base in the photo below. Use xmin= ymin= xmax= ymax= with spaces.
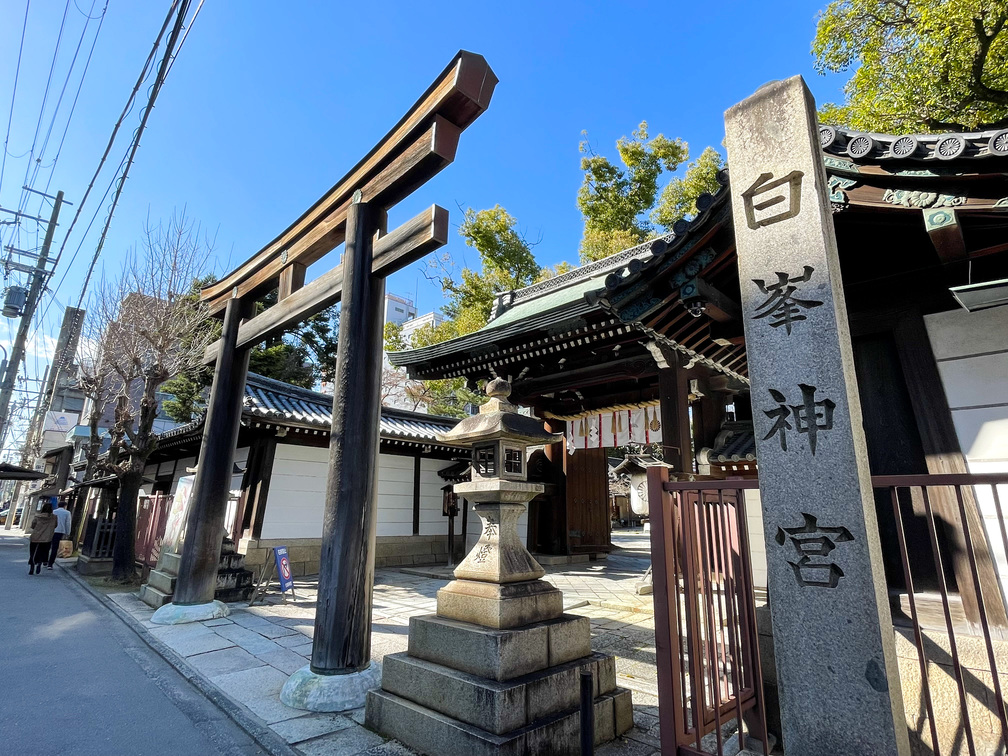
xmin=151 ymin=600 xmax=229 ymax=626
xmin=281 ymin=664 xmax=382 ymax=713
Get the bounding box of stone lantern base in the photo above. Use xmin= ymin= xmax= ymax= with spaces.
xmin=365 ymin=611 xmax=633 ymax=755
xmin=366 ymin=503 xmax=632 ymax=754
xmin=436 ymin=578 xmax=563 ymax=630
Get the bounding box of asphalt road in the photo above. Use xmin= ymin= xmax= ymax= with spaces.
xmin=0 ymin=533 xmax=267 ymax=756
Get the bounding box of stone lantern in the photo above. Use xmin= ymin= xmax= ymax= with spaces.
xmin=434 ymin=377 xmax=564 ymax=626
xmin=366 ymin=379 xmax=633 ymax=754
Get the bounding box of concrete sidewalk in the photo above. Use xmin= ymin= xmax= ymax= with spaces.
xmin=64 ymin=539 xmax=665 ymax=755
xmin=0 ymin=532 xmax=270 ymax=756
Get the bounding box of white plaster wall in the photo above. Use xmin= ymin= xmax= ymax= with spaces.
xmin=745 ymin=488 xmax=768 ymax=592
xmin=259 ymin=444 xmax=492 ymax=544
xmin=925 ymin=304 xmax=1008 ymax=605
xmin=260 ymin=444 xmax=327 ymax=539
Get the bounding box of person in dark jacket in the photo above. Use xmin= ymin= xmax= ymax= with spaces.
xmin=28 ymin=502 xmax=56 ymax=575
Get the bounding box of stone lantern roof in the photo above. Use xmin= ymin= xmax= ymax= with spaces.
xmin=435 ymin=378 xmax=562 ymax=447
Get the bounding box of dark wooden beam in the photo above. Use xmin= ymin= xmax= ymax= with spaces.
xmin=511 ymin=355 xmax=653 ymax=397
xmin=412 ymin=455 xmax=421 ymax=536
xmin=203 ymin=205 xmax=448 ymax=364
xmin=278 ymin=263 xmax=306 ymax=301
xmin=240 ymin=434 xmax=277 ymax=540
xmin=211 ymin=120 xmax=460 ymax=309
xmin=658 ymin=360 xmax=692 ymax=473
xmin=893 ymin=311 xmax=1008 ymax=627
xmin=709 ymin=320 xmax=745 ymax=347
xmin=924 ymin=208 xmax=967 ymax=264
xmin=201 ymin=51 xmax=496 ymax=313
xmin=311 ymin=199 xmax=386 ymax=675
xmin=173 ymin=296 xmax=254 ymax=606
xmin=681 ymin=277 xmax=741 ymax=323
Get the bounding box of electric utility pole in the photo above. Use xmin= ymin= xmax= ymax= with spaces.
xmin=1 ymin=190 xmax=63 ymax=530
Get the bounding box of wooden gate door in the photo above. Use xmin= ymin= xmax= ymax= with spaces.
xmin=565 ymin=447 xmax=610 ymax=554
xmin=647 ymin=466 xmax=769 ymax=755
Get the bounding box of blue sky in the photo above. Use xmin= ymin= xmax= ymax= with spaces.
xmin=0 ymin=0 xmax=846 ymax=447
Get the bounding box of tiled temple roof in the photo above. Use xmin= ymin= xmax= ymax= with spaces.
xmin=157 ymin=373 xmax=462 ymax=448
xmin=820 ymin=125 xmax=1008 ymax=163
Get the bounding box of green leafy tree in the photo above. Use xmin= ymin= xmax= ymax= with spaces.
xmin=652 ymin=147 xmax=724 ymax=230
xmin=577 ymin=122 xmax=688 ymax=263
xmin=535 ymin=261 xmax=577 ymax=283
xmin=397 ymin=319 xmax=479 ymax=418
xmin=383 ymin=321 xmax=407 ymax=352
xmin=814 ymin=0 xmax=1008 ymax=132
xmin=161 ymin=287 xmax=340 ymax=423
xmin=440 ymin=206 xmax=542 ymax=333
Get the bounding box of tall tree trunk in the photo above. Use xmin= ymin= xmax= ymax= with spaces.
xmin=111 ymin=465 xmax=142 ymax=581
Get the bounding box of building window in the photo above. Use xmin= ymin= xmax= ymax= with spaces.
xmin=505 ymin=448 xmax=523 ymax=474
xmin=474 ymin=445 xmax=496 ymax=476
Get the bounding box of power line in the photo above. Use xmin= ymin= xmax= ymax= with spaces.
xmin=0 ymin=1 xmax=31 ymax=199
xmin=29 ymin=0 xmax=103 ymax=217
xmin=14 ymin=0 xmax=71 ymax=220
xmin=45 ymin=1 xmax=179 ymax=283
xmin=34 ymin=1 xmax=107 ymax=216
xmin=76 ymin=0 xmax=193 ymax=303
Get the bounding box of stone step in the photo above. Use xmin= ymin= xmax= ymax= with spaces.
xmin=146 ymin=568 xmax=176 ymax=595
xmin=138 ymin=583 xmax=172 ymax=608
xmin=215 ymin=567 xmax=253 ymax=592
xmin=219 ymin=552 xmax=245 ymax=570
xmin=408 ymin=613 xmax=591 ymax=682
xmin=365 ymin=686 xmax=632 ymax=756
xmin=381 ymin=651 xmax=617 ymax=735
xmin=158 ymin=550 xmax=181 ymax=575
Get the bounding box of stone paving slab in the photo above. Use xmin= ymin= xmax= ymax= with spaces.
xmin=297 ymin=725 xmax=386 ymax=755
xmin=271 ymin=713 xmax=355 ymax=744
xmin=187 ymin=646 xmax=264 ymax=677
xmin=100 ymin=553 xmax=663 ymax=755
xmin=148 ymin=622 xmax=237 ymax=656
xmin=258 ymin=647 xmax=313 ymax=675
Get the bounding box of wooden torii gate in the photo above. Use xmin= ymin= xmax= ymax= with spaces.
xmin=153 ymin=51 xmax=496 ymax=708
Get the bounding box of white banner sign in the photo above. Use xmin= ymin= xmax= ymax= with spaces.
xmin=567 ymin=407 xmax=662 ymax=452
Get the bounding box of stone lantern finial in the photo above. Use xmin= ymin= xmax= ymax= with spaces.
xmin=485 ymin=377 xmax=510 ymax=398
xmin=481 ymin=377 xmax=515 ymax=415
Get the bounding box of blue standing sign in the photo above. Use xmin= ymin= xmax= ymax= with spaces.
xmin=274 ymin=546 xmax=294 ymax=593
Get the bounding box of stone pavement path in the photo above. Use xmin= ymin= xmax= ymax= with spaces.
xmin=73 ymin=534 xmax=665 ymax=755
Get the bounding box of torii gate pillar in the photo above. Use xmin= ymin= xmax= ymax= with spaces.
xmin=152 ymin=295 xmax=252 ymax=624
xmin=281 ymin=195 xmax=388 ymax=709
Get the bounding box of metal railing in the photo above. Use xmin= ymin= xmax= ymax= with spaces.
xmin=648 ymin=469 xmax=1008 ymax=756
xmin=874 ymin=473 xmax=1008 ymax=756
xmin=135 ymin=493 xmax=173 ymax=568
xmin=647 ymin=468 xmax=768 ymax=756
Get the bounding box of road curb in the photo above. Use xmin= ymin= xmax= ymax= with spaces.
xmin=59 ymin=562 xmax=302 ymax=756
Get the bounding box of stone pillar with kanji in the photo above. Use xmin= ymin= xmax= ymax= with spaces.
xmin=725 ymin=76 xmax=910 ymax=755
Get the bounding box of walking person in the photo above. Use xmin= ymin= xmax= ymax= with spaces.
xmin=47 ymin=499 xmax=72 ymax=569
xmin=28 ymin=501 xmax=57 ymax=575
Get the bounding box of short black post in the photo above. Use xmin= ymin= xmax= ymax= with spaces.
xmin=447 ymin=508 xmax=455 ymax=566
xmin=580 ymin=668 xmax=594 ymax=755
